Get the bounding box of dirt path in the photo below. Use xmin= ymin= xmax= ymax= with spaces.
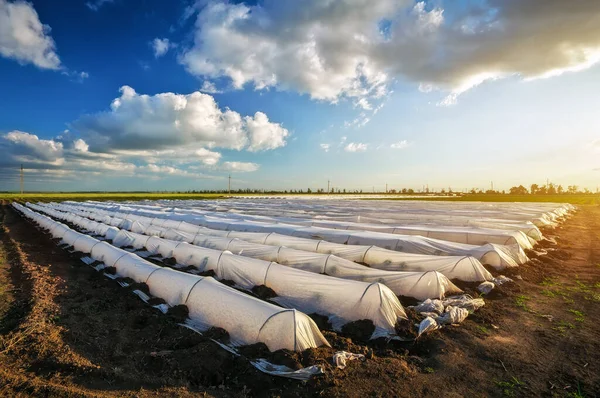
xmin=1 ymin=203 xmax=599 ymax=397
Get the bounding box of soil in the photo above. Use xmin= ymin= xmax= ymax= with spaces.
xmin=1 ymin=202 xmax=600 ymax=397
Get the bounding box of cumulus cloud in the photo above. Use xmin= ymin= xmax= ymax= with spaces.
xmin=320 ymin=143 xmax=330 ymax=152
xmin=390 ymin=140 xmax=408 ymax=149
xmin=151 ymin=38 xmax=171 ymax=58
xmin=245 ymin=111 xmax=289 ymax=152
xmin=72 ymin=138 xmax=89 ymax=152
xmin=4 ymin=131 xmax=64 ymax=162
xmin=344 ymin=142 xmax=368 ymax=153
xmin=180 ymin=0 xmax=600 ymax=104
xmin=196 ymin=147 xmax=221 ymax=165
xmin=72 ymin=85 xmax=289 ymax=152
xmin=0 ymin=0 xmax=61 ymax=69
xmin=220 ymin=161 xmax=259 ymax=172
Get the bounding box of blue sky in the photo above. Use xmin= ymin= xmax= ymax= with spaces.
xmin=1 ymin=0 xmax=599 ymax=192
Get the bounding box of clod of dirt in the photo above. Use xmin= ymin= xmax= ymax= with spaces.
xmin=218 ymin=278 xmax=236 ymax=287
xmin=271 ymin=349 xmax=303 ymax=370
xmin=251 ymin=284 xmax=277 ymax=299
xmin=103 ymin=266 xmax=116 ymax=274
xmin=341 ymin=319 xmax=375 ymax=343
xmin=300 ymin=346 xmax=335 ymax=367
xmin=203 ymin=326 xmax=231 ymax=344
xmin=198 ymin=269 xmax=216 ymax=277
xmin=127 ymin=281 xmax=150 ymax=294
xmin=238 ymin=342 xmax=271 ymax=358
xmin=309 ymin=313 xmax=333 ymax=330
xmin=147 ymin=297 xmax=167 ymax=306
xmin=167 ymin=304 xmax=189 ymax=323
xmin=162 ymin=257 xmax=177 ymax=266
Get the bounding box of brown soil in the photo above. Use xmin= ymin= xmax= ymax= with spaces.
xmin=1 ymin=203 xmax=600 ymax=397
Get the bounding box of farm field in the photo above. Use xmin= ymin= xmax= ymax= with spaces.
xmin=1 ymin=198 xmax=599 ymax=397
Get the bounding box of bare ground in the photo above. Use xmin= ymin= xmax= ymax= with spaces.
xmin=0 ymin=202 xmax=599 ymax=397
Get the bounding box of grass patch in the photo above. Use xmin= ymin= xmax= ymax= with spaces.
xmin=496 ymin=377 xmax=525 ymax=397
xmin=476 ymin=325 xmax=490 ymax=334
xmin=568 ymin=309 xmax=585 ymax=322
xmin=541 ymin=289 xmax=557 ymax=298
xmin=553 ymin=321 xmax=576 ymax=335
xmin=541 ymin=277 xmax=559 ymax=287
xmin=515 ymin=295 xmax=530 ymax=310
xmin=424 ymin=367 xmax=435 ymax=374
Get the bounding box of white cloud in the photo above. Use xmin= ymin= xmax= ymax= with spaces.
xmin=220 ymin=161 xmax=259 ymax=172
xmin=390 ymin=140 xmax=408 ymax=149
xmin=180 ymin=0 xmax=600 ymax=104
xmin=86 ymin=0 xmax=113 ymax=12
xmin=196 ymin=147 xmax=221 ymax=165
xmin=151 ymin=38 xmax=171 ymax=58
xmin=73 ymin=85 xmax=289 ymax=153
xmin=320 ymin=143 xmax=330 ymax=152
xmin=72 ymin=138 xmax=89 ymax=152
xmin=0 ymin=0 xmax=61 ymax=69
xmin=344 ymin=142 xmax=368 ymax=153
xmin=245 ymin=111 xmax=289 ymax=152
xmin=199 ymin=81 xmax=222 ymax=94
xmin=4 ymin=131 xmax=63 ymax=161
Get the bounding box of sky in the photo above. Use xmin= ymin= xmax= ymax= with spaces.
xmin=0 ymin=0 xmax=599 ymax=192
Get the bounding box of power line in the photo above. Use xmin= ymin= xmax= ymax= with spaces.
xmin=20 ymin=164 xmax=24 ymax=194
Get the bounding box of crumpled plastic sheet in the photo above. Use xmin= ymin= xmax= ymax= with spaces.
xmin=492 ymin=275 xmax=513 ymax=285
xmin=442 ymin=294 xmax=485 ymax=312
xmin=437 ymin=306 xmax=469 ymax=325
xmin=333 ymin=351 xmax=365 ymax=369
xmin=477 ymin=281 xmax=495 ymax=294
xmin=411 ymin=299 xmax=444 ymax=315
xmin=417 ymin=316 xmax=440 ymax=337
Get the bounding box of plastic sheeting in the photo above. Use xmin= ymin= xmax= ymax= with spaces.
xmin=37 ymin=202 xmax=472 ymax=297
xmin=46 ymin=202 xmax=499 ymax=275
xmin=27 ymin=203 xmax=409 ymax=338
xmin=13 ymin=203 xmax=329 ymax=352
xmin=64 ymin=201 xmax=530 ymax=268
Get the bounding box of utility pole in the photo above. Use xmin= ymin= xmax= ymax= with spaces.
xmin=20 ymin=164 xmax=24 ymax=194
xmin=385 ymin=183 xmax=388 ymax=193
xmin=228 ymin=174 xmax=231 ymax=195
xmin=327 ymin=179 xmax=330 ymax=194
xmin=491 ymin=181 xmax=494 ymax=191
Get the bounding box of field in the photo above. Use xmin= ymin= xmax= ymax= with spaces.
xmin=1 ymin=192 xmax=598 ymax=205
xmin=0 ymin=198 xmax=599 ymax=397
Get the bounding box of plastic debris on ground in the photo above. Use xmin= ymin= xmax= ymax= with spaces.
xmin=411 ymin=299 xmax=444 ymax=315
xmin=442 ymin=294 xmax=485 ymax=311
xmin=437 ymin=306 xmax=469 ymax=325
xmin=417 ymin=317 xmax=440 ymax=337
xmin=333 ymin=351 xmax=366 ymax=369
xmin=477 ymin=281 xmax=495 ymax=294
xmin=492 ymin=275 xmax=513 ymax=285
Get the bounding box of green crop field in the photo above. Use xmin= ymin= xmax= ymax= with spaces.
xmin=1 ymin=192 xmax=598 ymax=205
xmin=0 ymin=192 xmax=227 ymax=203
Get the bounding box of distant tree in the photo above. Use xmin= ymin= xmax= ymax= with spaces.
xmin=407 ymin=189 xmax=414 ymax=194
xmin=530 ymin=184 xmax=539 ymax=194
xmin=401 ymin=188 xmax=407 ymax=194
xmin=509 ymin=185 xmax=528 ymax=195
xmin=547 ymin=183 xmax=556 ymax=195
xmin=441 ymin=188 xmax=446 ymax=194
xmin=557 ymin=185 xmax=564 ymax=194
xmin=537 ymin=185 xmax=547 ymax=195
xmin=307 ymin=188 xmax=312 ymax=193
xmin=343 ymin=188 xmax=346 ymax=193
